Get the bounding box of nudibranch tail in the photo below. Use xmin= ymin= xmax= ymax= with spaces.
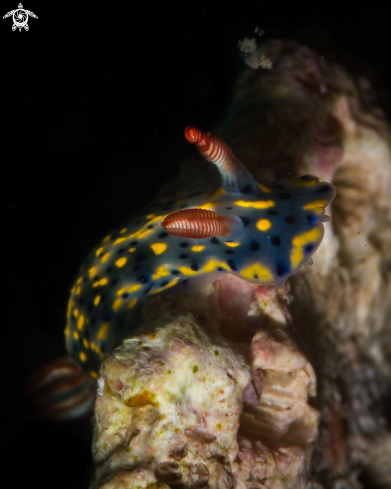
xmin=185 ymin=126 xmax=257 ymax=193
xmin=162 ymin=208 xmax=243 ymax=239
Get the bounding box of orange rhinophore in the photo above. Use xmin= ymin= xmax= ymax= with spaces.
xmin=162 ymin=208 xmax=236 ymax=239
xmin=184 ymin=126 xmax=233 ymax=166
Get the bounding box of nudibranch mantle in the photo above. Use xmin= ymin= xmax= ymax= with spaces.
xmin=65 ymin=127 xmax=335 ymax=376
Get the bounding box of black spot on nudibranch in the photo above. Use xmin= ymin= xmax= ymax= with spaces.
xmin=276 ymin=263 xmax=285 ymax=277
xmin=267 ymin=210 xmax=278 ymax=216
xmin=103 ymin=311 xmax=113 ymax=321
xmin=160 ymin=280 xmax=169 ymax=286
xmin=285 ymin=216 xmax=295 ymax=224
xmin=306 ymin=215 xmax=317 ymax=223
xmin=105 ymin=267 xmax=112 ymax=273
xmin=158 ymin=232 xmax=168 ymax=238
xmin=171 ymin=270 xmax=180 ymax=275
xmin=180 ymin=242 xmax=189 ymax=248
xmin=100 ymin=294 xmax=107 ymax=303
xmin=143 ymin=283 xmax=155 ymax=294
xmin=147 ymin=224 xmax=154 ymax=229
xmin=122 ymin=293 xmax=129 ymax=299
xmin=305 ymin=244 xmax=314 ymax=253
xmin=210 ymin=237 xmax=219 ymax=244
xmin=117 ymin=248 xmax=125 ymax=254
xmin=226 ymin=207 xmax=232 ymax=210
xmin=240 ymin=217 xmax=250 ymax=227
xmin=227 ymin=259 xmax=237 ymax=271
xmin=133 ymin=265 xmax=140 ymax=272
xmin=139 ymin=275 xmax=148 ymax=283
xmin=191 ymin=264 xmax=199 ymax=271
xmin=250 ymin=240 xmax=260 ymax=251
xmin=300 ymin=175 xmax=310 ymax=180
xmin=179 ymin=254 xmax=189 ymax=259
xmin=271 ymin=236 xmax=281 ymax=246
xmin=224 ymin=249 xmax=234 ymax=255
xmin=130 ymin=241 xmax=138 ymax=246
xmin=136 ymin=254 xmax=148 ymax=262
xmin=278 ymin=193 xmax=291 ymax=200
xmin=110 ymin=279 xmax=119 ymax=287
xmin=240 ymin=185 xmax=252 ymax=194
xmin=217 ymin=267 xmax=224 ymax=271
xmin=316 ymin=185 xmax=332 ymax=193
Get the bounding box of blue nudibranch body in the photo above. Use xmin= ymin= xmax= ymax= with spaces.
xmin=65 ymin=127 xmax=335 ymax=377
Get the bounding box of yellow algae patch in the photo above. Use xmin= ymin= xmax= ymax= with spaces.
xmin=113 ymin=298 xmax=122 ymax=311
xmin=77 ymin=314 xmax=85 ymax=330
xmin=203 ymin=259 xmax=230 ymax=272
xmin=234 ymin=200 xmax=275 ymax=209
xmin=152 ymin=265 xmax=170 ymax=280
xmin=240 ymin=263 xmax=273 ymax=282
xmin=256 ymin=219 xmax=272 ymax=231
xmin=291 ymin=228 xmax=321 ymax=267
xmin=128 ymin=298 xmax=137 ymax=309
xmin=120 ymin=228 xmax=127 ymax=234
xmin=83 ymin=338 xmax=89 ymax=349
xmin=150 ymin=243 xmax=167 ymax=255
xmin=115 ymin=257 xmax=127 ymax=268
xmin=95 ymin=247 xmax=104 ymax=256
xmin=224 ymin=242 xmax=240 ymax=247
xmin=125 ymin=389 xmax=159 ymax=407
xmin=94 ymin=295 xmax=101 ymax=306
xmin=73 ymin=331 xmax=79 ymax=341
xmin=128 ymin=284 xmax=142 ymax=293
xmin=191 ymin=245 xmax=205 ymax=252
xmin=88 ymin=266 xmax=97 ymax=278
xmin=73 ymin=308 xmax=79 ymax=318
xmin=90 ymin=371 xmax=98 ymax=379
xmin=178 ymin=266 xmax=199 ymax=276
xmin=101 ymin=252 xmax=110 ymax=263
xmin=258 ymin=183 xmax=272 ymax=193
xmin=211 ymin=187 xmax=225 ymax=198
xmin=79 ymin=352 xmax=87 ymax=362
xmin=303 ymin=199 xmax=328 ymax=211
xmin=93 ymin=277 xmax=109 ymax=287
xmin=129 ymin=247 xmax=136 ymax=252
xmin=97 ymin=324 xmax=109 ymax=340
xmin=146 ymin=213 xmax=155 ymax=219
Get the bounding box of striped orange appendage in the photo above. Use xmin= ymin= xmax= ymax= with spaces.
xmin=184 ymin=126 xmax=234 ymax=167
xmin=162 ymin=208 xmax=234 ymax=239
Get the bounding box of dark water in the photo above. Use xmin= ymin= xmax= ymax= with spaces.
xmin=3 ymin=3 xmax=390 ymax=489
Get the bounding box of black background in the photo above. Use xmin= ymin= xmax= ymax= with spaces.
xmin=2 ymin=2 xmax=390 ymax=488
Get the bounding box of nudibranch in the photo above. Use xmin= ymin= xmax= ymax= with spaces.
xmin=65 ymin=127 xmax=335 ymax=377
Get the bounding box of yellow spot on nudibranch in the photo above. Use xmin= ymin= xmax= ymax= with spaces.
xmin=79 ymin=352 xmax=87 ymax=362
xmin=120 ymin=228 xmax=127 ymax=234
xmin=128 ymin=284 xmax=142 ymax=293
xmin=303 ymin=199 xmax=328 ymax=211
xmin=291 ymin=228 xmax=321 ymax=267
xmin=198 ymin=202 xmax=214 ymax=210
xmin=83 ymin=338 xmax=89 ymax=348
xmin=150 ymin=243 xmax=167 ymax=255
xmin=116 ymin=257 xmax=127 ymax=268
xmin=95 ymin=247 xmax=104 ymax=257
xmin=73 ymin=308 xmax=79 ymax=318
xmin=88 ymin=266 xmax=97 ymax=278
xmin=97 ymin=324 xmax=109 ymax=340
xmin=146 ymin=213 xmax=155 ymax=219
xmin=224 ymin=242 xmax=240 ymax=247
xmin=256 ymin=219 xmax=272 ymax=231
xmin=128 ymin=298 xmax=137 ymax=309
xmin=94 ymin=295 xmax=101 ymax=306
xmin=129 ymin=247 xmax=136 ymax=252
xmin=152 ymin=277 xmax=180 ymax=295
xmin=152 ymin=265 xmax=170 ymax=280
xmin=178 ymin=266 xmax=199 ymax=276
xmin=117 ymin=288 xmax=124 ymax=296
xmin=77 ymin=314 xmax=85 ymax=330
xmin=93 ymin=277 xmax=108 ymax=287
xmin=258 ymin=183 xmax=272 ymax=193
xmin=90 ymin=371 xmax=98 ymax=379
xmin=101 ymin=252 xmax=110 ymax=263
xmin=77 ymin=277 xmax=83 ymax=284
xmin=202 ymin=259 xmax=230 ymax=272
xmin=73 ymin=331 xmax=79 ymax=340
xmin=114 ymin=237 xmax=126 ymax=245
xmin=90 ymin=341 xmax=99 ymax=352
xmin=234 ymin=200 xmax=275 ymax=209
xmin=211 ymin=187 xmax=225 ymax=198
xmin=240 ymin=263 xmax=273 ymax=282
xmin=103 ymin=235 xmax=110 ymax=243
xmin=113 ymin=298 xmax=122 ymax=311
xmin=191 ymin=245 xmax=205 ymax=252
xmin=75 ymin=286 xmax=81 ymax=295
